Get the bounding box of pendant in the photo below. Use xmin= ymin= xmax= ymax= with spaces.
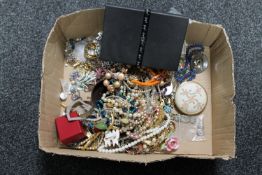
xmin=104 ymin=130 xmax=120 ymax=147
xmin=190 ymin=52 xmax=208 ymax=74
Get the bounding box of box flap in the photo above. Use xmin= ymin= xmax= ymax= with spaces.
xmin=210 ymin=27 xmax=236 ymax=158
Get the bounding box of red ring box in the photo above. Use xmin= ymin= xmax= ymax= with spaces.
xmin=55 ymin=112 xmax=86 ymax=145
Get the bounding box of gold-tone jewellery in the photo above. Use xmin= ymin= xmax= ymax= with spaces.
xmin=84 ymin=41 xmax=100 ymax=59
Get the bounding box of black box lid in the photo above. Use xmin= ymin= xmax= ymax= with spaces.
xmin=100 ymin=5 xmax=189 ymax=71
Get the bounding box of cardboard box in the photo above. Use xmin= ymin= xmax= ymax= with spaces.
xmin=38 ymin=8 xmax=236 ymax=163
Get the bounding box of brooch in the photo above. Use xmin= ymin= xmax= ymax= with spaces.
xmin=175 ymin=81 xmax=207 ymax=115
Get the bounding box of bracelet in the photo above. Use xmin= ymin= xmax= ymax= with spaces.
xmin=123 ymin=81 xmax=152 ymax=94
xmin=66 ymin=99 xmax=102 ymax=121
xmin=74 ymin=132 xmax=104 ymax=151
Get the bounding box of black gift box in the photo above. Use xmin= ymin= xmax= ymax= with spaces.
xmin=100 ymin=6 xmax=189 ymax=71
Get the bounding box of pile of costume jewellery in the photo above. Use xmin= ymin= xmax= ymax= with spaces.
xmin=55 ymin=32 xmax=209 ymax=154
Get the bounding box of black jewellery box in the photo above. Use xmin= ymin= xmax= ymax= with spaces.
xmin=100 ymin=6 xmax=189 ymax=71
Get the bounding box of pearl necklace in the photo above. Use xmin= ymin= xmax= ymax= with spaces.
xmin=97 ymin=113 xmax=171 ymax=153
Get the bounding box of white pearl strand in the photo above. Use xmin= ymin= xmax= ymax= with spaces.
xmin=97 ymin=113 xmax=171 ymax=153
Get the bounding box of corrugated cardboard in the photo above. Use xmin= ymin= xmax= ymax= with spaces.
xmin=38 ymin=8 xmax=235 ymax=163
